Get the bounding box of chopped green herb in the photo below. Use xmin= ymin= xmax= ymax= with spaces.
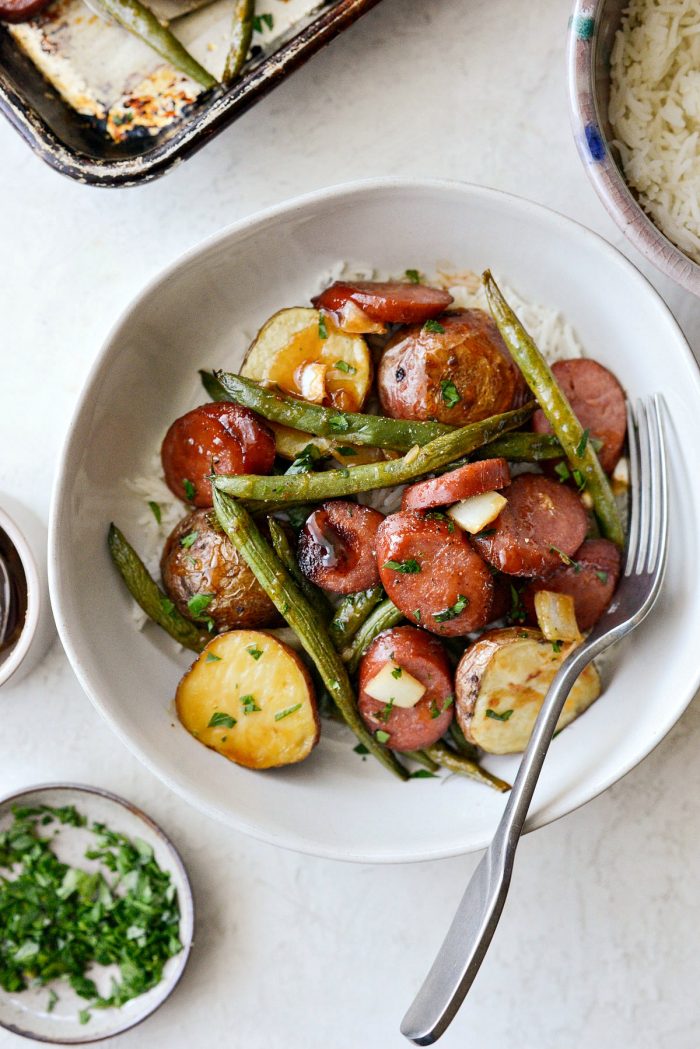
xmin=572 ymin=469 xmax=586 ymax=491
xmin=442 ymin=694 xmax=454 ymax=712
xmin=79 ymin=1010 xmax=91 ymax=1025
xmin=353 ymin=743 xmax=369 ymax=756
xmin=405 ymin=269 xmax=421 ymax=284
xmin=208 ymin=711 xmax=236 ymax=728
xmin=180 ymin=531 xmax=199 ymax=549
xmin=247 ymin=645 xmax=263 ymax=660
xmin=549 ymin=546 xmax=576 ymax=568
xmin=334 ymin=360 xmax=356 ymax=375
xmin=160 ymin=597 xmax=175 ymax=617
xmin=424 ymin=319 xmax=446 ymax=335
xmin=187 ymin=593 xmax=214 ymax=619
xmin=384 ymin=558 xmax=421 ymax=574
xmin=375 ymin=729 xmax=390 ymax=744
xmin=552 ymin=640 xmax=563 ymax=654
xmin=182 ymin=478 xmax=196 ymax=502
xmin=414 ymin=609 xmax=421 ymax=621
xmin=433 ymin=594 xmax=469 ymax=622
xmin=425 ymin=510 xmax=455 ymax=532
xmin=554 ymin=462 xmax=571 ymax=483
xmin=376 ymin=698 xmax=395 ymax=723
xmin=47 ymin=989 xmax=59 ymax=1012
xmin=274 ymin=703 xmax=302 ymax=722
xmin=328 ymin=412 xmax=350 ymax=433
xmin=252 ymin=11 xmax=273 ymax=31
xmin=240 ymin=694 xmax=261 ymax=715
xmin=287 ymin=444 xmax=322 ymax=475
xmin=485 ymin=708 xmax=514 ymax=721
xmin=595 ymin=570 xmax=609 ymax=584
xmin=148 ymin=501 xmax=162 ymax=525
xmin=205 ymin=652 xmax=222 ymax=663
xmin=575 ymin=428 xmax=590 ymax=458
xmin=335 ymin=446 xmax=357 ymax=456
xmin=440 ymin=379 xmax=461 ymax=408
xmin=318 ymin=315 xmax=329 ymax=340
xmin=409 ymin=769 xmax=437 ymax=779
xmin=429 ymin=700 xmax=441 ymax=719
xmin=391 ymin=666 xmax=403 ymax=679
xmin=509 ymin=584 xmax=525 ymax=623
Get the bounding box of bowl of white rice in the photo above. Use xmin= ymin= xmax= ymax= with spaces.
xmin=568 ymin=0 xmax=700 ymax=294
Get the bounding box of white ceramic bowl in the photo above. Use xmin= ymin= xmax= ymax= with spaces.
xmin=49 ymin=179 xmax=700 ymax=863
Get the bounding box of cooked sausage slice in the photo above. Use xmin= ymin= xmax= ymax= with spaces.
xmin=401 ymin=458 xmax=510 ymax=512
xmin=0 ymin=0 xmax=52 ymax=22
xmin=472 ymin=473 xmax=588 ymax=577
xmin=532 ymin=358 xmax=626 ymax=473
xmin=522 ymin=538 xmax=621 ymax=631
xmin=376 ymin=511 xmax=494 ymax=636
xmin=358 ymin=627 xmax=454 ymax=752
xmin=378 ymin=308 xmax=526 ymax=426
xmin=311 ymin=281 xmax=453 ymax=325
xmin=161 ymin=510 xmax=279 ymax=631
xmin=297 ymin=500 xmax=384 ymax=594
xmin=161 ymin=403 xmax=276 ymax=508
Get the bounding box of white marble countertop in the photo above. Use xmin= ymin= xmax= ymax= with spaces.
xmin=2 ymin=1 xmax=700 ymax=1046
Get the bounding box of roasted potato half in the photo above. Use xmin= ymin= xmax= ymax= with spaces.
xmin=242 ymin=307 xmax=372 ymax=412
xmin=176 ymin=630 xmax=320 ymax=769
xmin=455 ymin=627 xmax=600 ymax=754
xmin=161 ymin=510 xmax=278 ymax=631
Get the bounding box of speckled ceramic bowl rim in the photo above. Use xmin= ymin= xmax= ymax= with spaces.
xmin=0 ymin=782 xmax=195 ymax=1044
xmin=0 ymin=506 xmax=42 ymax=689
xmin=567 ymin=1 xmax=700 ymax=296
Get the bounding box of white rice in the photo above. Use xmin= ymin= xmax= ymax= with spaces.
xmin=610 ymin=0 xmax=700 ymax=262
xmin=127 ymin=270 xmax=584 ymax=628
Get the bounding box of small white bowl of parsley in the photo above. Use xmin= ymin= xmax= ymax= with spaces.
xmin=0 ymin=784 xmax=194 ymax=1043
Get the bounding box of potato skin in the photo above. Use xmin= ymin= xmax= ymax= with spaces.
xmin=378 ymin=308 xmax=525 ymax=425
xmin=161 ymin=510 xmax=279 ymax=631
xmin=455 ymin=627 xmax=600 ymax=754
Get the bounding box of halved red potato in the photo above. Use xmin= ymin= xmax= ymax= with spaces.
xmin=455 ymin=627 xmax=601 ymax=754
xmin=241 ymin=307 xmax=372 ymax=412
xmin=176 ymin=630 xmax=319 ymax=769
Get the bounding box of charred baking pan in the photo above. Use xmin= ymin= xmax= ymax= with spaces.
xmin=0 ymin=0 xmax=381 ymax=187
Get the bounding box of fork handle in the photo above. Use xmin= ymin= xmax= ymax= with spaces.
xmin=400 ymin=645 xmax=595 ymax=1045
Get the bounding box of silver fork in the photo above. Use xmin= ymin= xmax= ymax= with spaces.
xmin=401 ymin=395 xmax=669 ymax=1046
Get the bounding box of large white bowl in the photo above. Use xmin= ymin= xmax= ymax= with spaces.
xmin=49 ymin=179 xmax=700 ymax=863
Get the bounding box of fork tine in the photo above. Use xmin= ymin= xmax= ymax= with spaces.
xmin=624 ymin=401 xmax=641 ymax=577
xmin=647 ymin=395 xmax=669 ymax=575
xmin=634 ymin=399 xmax=653 ymax=576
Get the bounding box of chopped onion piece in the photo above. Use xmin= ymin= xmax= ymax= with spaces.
xmin=612 ymin=457 xmax=629 ymax=487
xmin=297 ymin=362 xmax=328 ymax=404
xmin=447 ymin=491 xmax=507 ymax=534
xmin=325 ymin=300 xmax=387 ymax=335
xmin=364 ymin=660 xmax=426 ymax=708
xmin=533 ymin=590 xmax=582 ymax=642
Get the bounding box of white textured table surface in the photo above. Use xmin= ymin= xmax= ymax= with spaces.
xmin=2 ymin=2 xmax=700 ymax=1047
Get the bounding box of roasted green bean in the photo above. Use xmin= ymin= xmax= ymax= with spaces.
xmin=424 ymin=741 xmax=511 ymax=793
xmin=95 ymin=0 xmax=217 ymax=88
xmin=268 ymin=518 xmax=332 ymax=620
xmin=212 ymin=490 xmax=408 ymax=780
xmin=108 ymin=525 xmax=211 ymax=653
xmin=329 ymin=587 xmax=385 ymax=649
xmin=213 ymin=403 xmax=534 ymax=507
xmin=342 ymin=599 xmax=404 ymax=674
xmin=483 ymin=271 xmax=624 ymax=545
xmin=223 ymin=0 xmax=254 ymax=81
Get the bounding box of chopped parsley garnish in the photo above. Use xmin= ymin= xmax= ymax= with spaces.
xmin=0 ymin=805 xmax=182 ymax=1019
xmin=391 ymin=666 xmax=403 ymax=679
xmin=554 ymin=462 xmax=571 ymax=483
xmin=425 ymin=510 xmax=455 ymax=532
xmin=442 ymin=694 xmax=454 ymax=712
xmin=187 ymin=593 xmax=214 ymax=619
xmin=549 ymin=546 xmax=576 ymax=568
xmin=241 ymin=694 xmax=261 ymax=715
xmin=572 ymin=469 xmax=586 ymax=491
xmin=409 ymin=769 xmax=437 ymax=779
xmin=247 ymin=645 xmax=263 ymax=660
xmin=509 ymin=584 xmax=525 ymax=623
xmin=405 ymin=269 xmax=421 ymax=284
xmin=252 ymin=11 xmax=273 ymax=31
xmin=208 ymin=711 xmax=236 ymax=728
xmin=383 ymin=558 xmax=421 ymax=574
xmin=575 ymin=428 xmax=590 ymax=458
xmin=485 ymin=708 xmax=513 ymax=721
xmin=440 ymin=379 xmax=461 ymax=408
xmin=353 ymin=743 xmax=369 ymax=756
xmin=180 ymin=531 xmax=199 ymax=549
xmin=414 ymin=609 xmax=421 ymax=621
xmin=287 ymin=444 xmax=322 ymax=475
xmin=429 ymin=700 xmax=441 ymax=720
xmin=376 ymin=698 xmax=395 ymax=723
xmin=375 ymin=729 xmax=390 ymax=744
xmin=274 ymin=703 xmax=302 ymax=722
xmin=160 ymin=597 xmax=175 ymax=616
xmin=424 ymin=319 xmax=446 ymax=334
xmin=148 ymin=501 xmax=161 ymax=525
xmin=318 ymin=315 xmax=329 ymax=340
xmin=205 ymin=652 xmax=221 ymax=663
xmin=328 ymin=412 xmax=350 ymax=433
xmin=552 ymin=640 xmax=563 ymax=654
xmin=182 ymin=478 xmax=196 ymax=502
xmin=334 ymin=360 xmax=356 ymax=375
xmin=595 ymin=570 xmax=609 ymax=584
xmin=433 ymin=594 xmax=469 ymax=622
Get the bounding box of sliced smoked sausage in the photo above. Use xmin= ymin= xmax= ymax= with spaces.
xmin=522 ymin=538 xmax=621 ymax=631
xmin=376 ymin=511 xmax=495 ymax=636
xmin=378 ymin=308 xmax=526 ymax=426
xmin=311 ymin=280 xmax=453 ymax=326
xmin=0 ymin=0 xmax=53 ymax=22
xmin=532 ymin=358 xmax=626 ymax=473
xmin=161 ymin=403 xmax=276 ymax=508
xmin=472 ymin=473 xmax=588 ymax=577
xmin=358 ymin=627 xmax=454 ymax=752
xmin=297 ymin=500 xmax=384 ymax=593
xmin=402 ymin=458 xmax=510 ymax=512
